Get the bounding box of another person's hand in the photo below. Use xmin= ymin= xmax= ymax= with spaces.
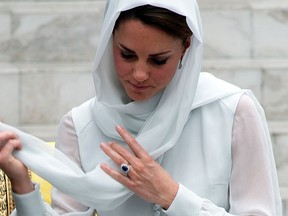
xmin=100 ymin=125 xmax=178 ymax=210
xmin=0 ymin=131 xmax=33 ymax=194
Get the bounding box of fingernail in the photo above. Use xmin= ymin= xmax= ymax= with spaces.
xmin=100 ymin=142 xmax=112 ymax=148
xmin=116 ymin=125 xmax=123 ymax=130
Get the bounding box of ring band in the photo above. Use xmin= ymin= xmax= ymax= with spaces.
xmin=120 ymin=163 xmax=130 ymax=174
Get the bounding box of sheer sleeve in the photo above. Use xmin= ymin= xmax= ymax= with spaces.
xmin=228 ymin=94 xmax=278 ymax=215
xmin=51 ymin=111 xmax=93 ymax=214
xmin=164 ymin=94 xmax=281 ymax=216
xmin=11 ymin=111 xmax=95 ymax=216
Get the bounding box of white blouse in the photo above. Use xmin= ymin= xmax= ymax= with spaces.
xmin=12 ymin=94 xmax=280 ymax=216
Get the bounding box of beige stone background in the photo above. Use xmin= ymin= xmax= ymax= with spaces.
xmin=0 ymin=0 xmax=287 ymax=214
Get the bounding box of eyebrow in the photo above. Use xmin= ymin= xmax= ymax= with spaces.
xmin=117 ymin=42 xmax=172 ymax=57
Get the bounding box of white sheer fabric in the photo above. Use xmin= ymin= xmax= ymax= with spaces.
xmin=52 ymin=94 xmax=282 ymax=216
xmin=0 ymin=0 xmax=282 ymax=215
xmin=3 ymin=93 xmax=281 ymax=215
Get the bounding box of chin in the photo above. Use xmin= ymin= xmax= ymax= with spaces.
xmin=127 ymin=92 xmax=153 ymax=102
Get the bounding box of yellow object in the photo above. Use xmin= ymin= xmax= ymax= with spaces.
xmin=30 ymin=142 xmax=55 ymax=204
xmin=0 ymin=142 xmax=55 ymax=215
xmin=0 ymin=142 xmax=97 ymax=216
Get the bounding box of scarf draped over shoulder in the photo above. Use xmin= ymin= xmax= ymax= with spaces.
xmin=0 ymin=0 xmax=281 ymax=214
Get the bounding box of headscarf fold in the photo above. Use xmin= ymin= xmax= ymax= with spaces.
xmin=92 ymin=0 xmax=204 ymax=159
xmin=0 ymin=0 xmax=281 ymax=214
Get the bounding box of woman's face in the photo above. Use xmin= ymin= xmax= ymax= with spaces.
xmin=113 ymin=20 xmax=187 ymax=101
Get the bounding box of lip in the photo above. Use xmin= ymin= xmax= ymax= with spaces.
xmin=128 ymin=82 xmax=151 ymax=90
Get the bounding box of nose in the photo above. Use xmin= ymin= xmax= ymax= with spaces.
xmin=132 ymin=61 xmax=150 ymax=82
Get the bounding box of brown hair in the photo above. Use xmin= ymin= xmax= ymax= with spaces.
xmin=114 ymin=5 xmax=192 ymax=45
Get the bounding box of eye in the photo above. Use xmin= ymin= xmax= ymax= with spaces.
xmin=150 ymin=58 xmax=168 ymax=66
xmin=120 ymin=51 xmax=136 ymax=60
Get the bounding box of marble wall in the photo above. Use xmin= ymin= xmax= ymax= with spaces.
xmin=0 ymin=1 xmax=102 ymax=131
xmin=199 ymin=3 xmax=288 ymax=213
xmin=0 ymin=0 xmax=287 ymax=214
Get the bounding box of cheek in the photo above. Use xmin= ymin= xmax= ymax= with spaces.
xmin=152 ymin=64 xmax=178 ymax=86
xmin=113 ymin=51 xmax=131 ymax=78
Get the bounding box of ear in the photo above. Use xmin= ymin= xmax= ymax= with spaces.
xmin=182 ymin=37 xmax=191 ymax=57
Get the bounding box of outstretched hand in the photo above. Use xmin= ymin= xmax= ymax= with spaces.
xmin=0 ymin=131 xmax=33 ymax=194
xmin=100 ymin=125 xmax=178 ymax=209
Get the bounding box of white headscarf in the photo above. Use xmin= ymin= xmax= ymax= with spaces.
xmin=92 ymin=0 xmax=204 ymax=159
xmin=0 ymin=0 xmax=281 ymax=213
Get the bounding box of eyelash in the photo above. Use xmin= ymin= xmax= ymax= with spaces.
xmin=120 ymin=51 xmax=135 ymax=60
xmin=120 ymin=51 xmax=168 ymax=66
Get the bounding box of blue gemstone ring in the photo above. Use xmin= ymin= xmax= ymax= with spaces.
xmin=120 ymin=163 xmax=130 ymax=175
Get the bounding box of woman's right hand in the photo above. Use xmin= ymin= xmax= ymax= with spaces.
xmin=0 ymin=131 xmax=34 ymax=194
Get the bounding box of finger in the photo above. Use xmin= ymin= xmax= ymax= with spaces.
xmin=0 ymin=132 xmax=20 ymax=152
xmin=100 ymin=142 xmax=129 ymax=166
xmin=100 ymin=163 xmax=133 ymax=186
xmin=0 ymin=132 xmax=18 ymax=145
xmin=4 ymin=139 xmax=21 ymax=152
xmin=9 ymin=138 xmax=22 ymax=150
xmin=107 ymin=142 xmax=150 ymax=179
xmin=115 ymin=125 xmax=148 ymax=159
xmin=101 ymin=142 xmax=140 ymax=179
xmin=0 ymin=139 xmax=21 ymax=163
xmin=108 ymin=141 xmax=141 ymax=166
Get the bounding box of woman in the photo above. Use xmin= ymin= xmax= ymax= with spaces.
xmin=0 ymin=0 xmax=282 ymax=215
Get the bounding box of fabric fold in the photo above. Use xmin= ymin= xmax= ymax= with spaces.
xmin=0 ymin=0 xmax=282 ymax=214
